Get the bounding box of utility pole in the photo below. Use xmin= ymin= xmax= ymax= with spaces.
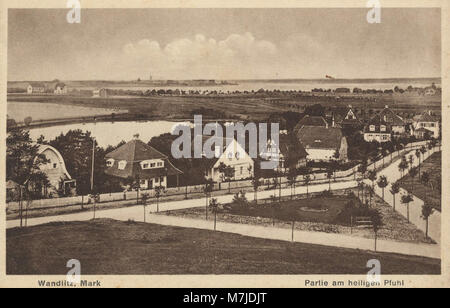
xmin=91 ymin=137 xmax=95 ymax=192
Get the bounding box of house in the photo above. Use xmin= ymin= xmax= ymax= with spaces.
xmin=193 ymin=136 xmax=254 ymax=183
xmin=363 ymin=114 xmax=391 ymax=143
xmin=93 ymin=88 xmax=108 ymax=98
xmin=413 ymin=128 xmax=431 ymax=140
xmin=105 ymin=136 xmax=183 ymax=189
xmin=27 ymin=82 xmax=46 ymax=94
xmin=295 ymin=126 xmax=348 ymax=162
xmin=424 ymin=87 xmax=437 ymax=96
xmin=413 ymin=111 xmax=440 ymax=139
xmin=260 ymin=133 xmax=308 ymax=173
xmin=378 ymin=105 xmax=406 ymax=135
xmin=36 ymin=144 xmax=76 ymax=196
xmin=331 ymin=105 xmax=362 ymax=129
xmin=54 ymin=83 xmax=67 ymax=94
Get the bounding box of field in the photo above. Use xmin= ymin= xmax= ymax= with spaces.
xmin=7 ymin=219 xmax=440 ymax=275
xmin=399 ymin=152 xmax=441 ymax=211
xmin=7 ymin=90 xmax=442 ymax=124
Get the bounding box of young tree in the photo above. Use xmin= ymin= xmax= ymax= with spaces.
xmin=141 ymin=193 xmax=150 ymax=222
xmin=203 ymin=179 xmax=214 ymax=220
xmin=408 ymin=155 xmax=414 ymax=171
xmin=408 ymin=167 xmax=418 ymax=191
xmin=326 ymin=168 xmax=333 ymax=191
xmin=421 ymin=203 xmax=434 ymax=238
xmin=303 ymin=174 xmax=311 ymax=198
xmin=287 ymin=168 xmax=297 ymax=200
xmin=377 ymin=176 xmax=389 ymax=201
xmin=369 ymin=209 xmax=383 ymax=252
xmin=89 ymin=193 xmax=100 ymax=219
xmin=154 ymin=185 xmax=165 ymax=213
xmin=390 ymin=182 xmax=400 ymax=212
xmin=398 ymin=158 xmax=408 ymax=178
xmin=252 ymin=177 xmax=260 ymax=204
xmin=401 ymin=193 xmax=414 ymax=222
xmin=218 ymin=162 xmax=235 ymax=194
xmin=269 ymin=194 xmax=279 ymax=227
xmin=209 ymin=198 xmax=220 ymax=231
xmin=415 ymin=149 xmax=421 ymax=178
xmin=368 ymin=170 xmax=377 ymax=190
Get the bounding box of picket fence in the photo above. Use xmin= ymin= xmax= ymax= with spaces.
xmin=5 ymin=140 xmax=435 ymax=212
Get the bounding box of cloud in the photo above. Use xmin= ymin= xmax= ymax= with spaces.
xmin=120 ymin=32 xmax=281 ymax=79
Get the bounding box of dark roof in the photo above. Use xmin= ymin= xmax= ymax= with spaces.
xmin=378 ymin=107 xmax=405 ymax=126
xmin=28 ymin=82 xmax=46 ymax=87
xmin=296 ymin=126 xmax=344 ymax=150
xmin=417 ymin=112 xmax=438 ymax=122
xmin=106 ymin=139 xmax=167 ymax=161
xmin=105 ymin=139 xmax=182 ymax=179
xmin=55 ymin=83 xmax=66 ymax=88
xmin=364 ymin=114 xmax=392 ymax=133
xmin=278 ymin=133 xmax=308 ymax=159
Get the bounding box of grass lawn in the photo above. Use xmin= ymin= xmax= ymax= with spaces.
xmin=399 ymin=152 xmax=441 ymax=211
xmin=163 ymin=189 xmax=433 ymax=244
xmin=7 ymin=219 xmax=440 ymax=275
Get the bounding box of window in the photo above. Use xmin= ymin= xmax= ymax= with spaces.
xmin=369 ymin=125 xmax=375 ymax=132
xmin=380 ymin=125 xmax=386 ymax=132
xmin=240 ymin=167 xmax=243 ymax=175
xmin=142 ymin=163 xmax=149 ymax=169
xmin=228 ymin=152 xmax=233 ymax=161
xmin=106 ymin=159 xmax=115 ymax=167
xmin=155 ymin=177 xmax=159 ymax=183
xmin=53 ymin=163 xmax=57 ymax=169
xmin=118 ymin=161 xmax=127 ymax=170
xmin=235 ymin=152 xmax=241 ymax=160
xmin=157 ymin=162 xmax=164 ymax=167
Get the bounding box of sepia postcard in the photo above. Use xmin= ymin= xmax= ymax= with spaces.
xmin=0 ymin=0 xmax=449 ymax=290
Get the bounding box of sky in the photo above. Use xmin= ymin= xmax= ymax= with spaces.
xmin=7 ymin=8 xmax=441 ymax=81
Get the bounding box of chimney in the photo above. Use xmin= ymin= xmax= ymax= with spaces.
xmin=133 ymin=134 xmax=140 ymax=140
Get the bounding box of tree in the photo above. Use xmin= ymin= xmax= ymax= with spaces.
xmin=408 ymin=155 xmax=414 ymax=171
xmin=421 ymin=204 xmax=434 ymax=238
xmin=303 ymin=174 xmax=311 ymax=198
xmin=368 ymin=170 xmax=377 ymax=190
xmin=209 ymin=198 xmax=220 ymax=231
xmin=401 ymin=193 xmax=414 ymax=222
xmin=415 ymin=149 xmax=421 ymax=178
xmin=357 ymin=180 xmax=365 ymax=202
xmin=89 ymin=193 xmax=100 ymax=219
xmin=141 ymin=193 xmax=150 ymax=222
xmin=287 ymin=168 xmax=297 ymax=199
xmin=7 ymin=128 xmax=50 ymax=226
xmin=270 ymin=195 xmax=280 ymax=227
xmin=408 ymin=167 xmax=418 ymax=191
xmin=326 ymin=168 xmax=333 ymax=191
xmin=154 ymin=185 xmax=165 ymax=213
xmin=218 ymin=162 xmax=235 ymax=194
xmin=358 ymin=158 xmax=368 ymax=179
xmin=369 ymin=209 xmax=383 ymax=251
xmin=252 ymin=177 xmax=261 ymax=204
xmin=398 ymin=157 xmax=408 ymax=178
xmin=377 ymin=176 xmax=389 ymax=201
xmin=203 ymin=179 xmax=214 ymax=220
xmin=390 ymin=182 xmax=400 ymax=212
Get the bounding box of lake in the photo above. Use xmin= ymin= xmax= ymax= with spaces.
xmin=7 ymin=101 xmax=127 ymax=123
xmin=26 ymin=120 xmax=192 ymax=148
